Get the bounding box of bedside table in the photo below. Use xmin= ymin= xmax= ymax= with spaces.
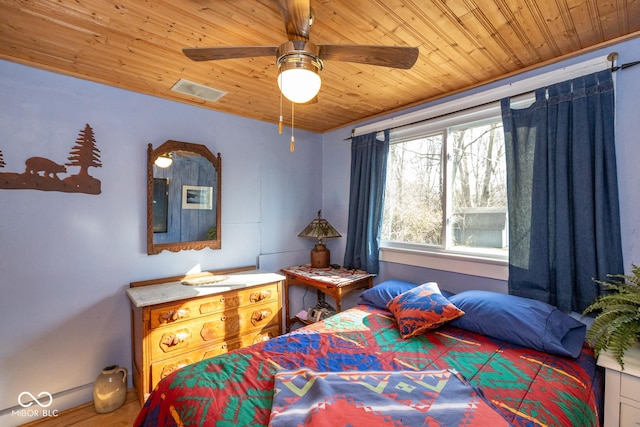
xmin=281 ymin=265 xmax=375 ymax=332
xmin=597 ymin=342 xmax=640 ymax=427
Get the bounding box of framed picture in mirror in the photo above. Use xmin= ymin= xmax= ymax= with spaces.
xmin=182 ymin=185 xmax=213 ymax=210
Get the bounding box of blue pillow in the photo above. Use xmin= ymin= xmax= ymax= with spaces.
xmin=360 ymin=280 xmax=455 ymax=309
xmin=359 ymin=280 xmax=418 ymax=309
xmin=449 ymin=290 xmax=586 ymax=358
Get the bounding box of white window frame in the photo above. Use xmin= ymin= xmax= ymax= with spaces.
xmin=382 ymin=106 xmax=510 ymax=280
xmin=354 ymin=57 xmax=609 ymax=280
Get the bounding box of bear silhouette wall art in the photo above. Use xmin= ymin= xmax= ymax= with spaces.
xmin=0 ymin=124 xmax=102 ymax=194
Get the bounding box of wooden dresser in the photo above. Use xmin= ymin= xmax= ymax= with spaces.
xmin=127 ymin=267 xmax=284 ymax=405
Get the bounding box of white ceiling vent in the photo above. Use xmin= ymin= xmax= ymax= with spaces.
xmin=171 ymin=79 xmax=227 ymax=103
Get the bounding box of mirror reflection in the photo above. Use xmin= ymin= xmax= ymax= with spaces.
xmin=147 ymin=140 xmax=221 ymax=255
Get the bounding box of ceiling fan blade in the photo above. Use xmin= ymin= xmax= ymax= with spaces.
xmin=277 ymin=0 xmax=311 ymax=40
xmin=183 ymin=46 xmax=277 ymax=62
xmin=319 ymin=45 xmax=419 ymax=69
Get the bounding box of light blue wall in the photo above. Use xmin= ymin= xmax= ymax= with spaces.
xmin=322 ymin=37 xmax=640 ymax=292
xmin=0 ymin=60 xmax=321 ymax=424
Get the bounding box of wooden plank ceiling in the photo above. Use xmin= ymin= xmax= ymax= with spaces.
xmin=0 ymin=0 xmax=639 ymax=133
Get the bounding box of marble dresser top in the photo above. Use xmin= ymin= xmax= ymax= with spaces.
xmin=127 ymin=270 xmax=285 ymax=308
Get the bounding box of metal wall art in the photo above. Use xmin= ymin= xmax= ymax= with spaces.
xmin=0 ymin=124 xmax=102 ymax=194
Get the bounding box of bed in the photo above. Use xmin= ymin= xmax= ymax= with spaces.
xmin=134 ymin=281 xmax=602 ymax=427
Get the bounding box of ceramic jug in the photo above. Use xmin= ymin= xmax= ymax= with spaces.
xmin=93 ymin=365 xmax=128 ymax=413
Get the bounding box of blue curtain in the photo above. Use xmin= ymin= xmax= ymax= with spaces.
xmin=343 ymin=130 xmax=390 ymax=274
xmin=501 ymin=69 xmax=623 ymax=313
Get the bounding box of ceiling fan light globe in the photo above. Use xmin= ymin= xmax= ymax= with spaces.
xmin=154 ymin=155 xmax=173 ymax=168
xmin=278 ymin=68 xmax=321 ymax=103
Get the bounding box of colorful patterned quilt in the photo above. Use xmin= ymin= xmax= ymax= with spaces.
xmin=269 ymin=369 xmax=514 ymax=426
xmin=134 ymin=305 xmax=602 ymax=427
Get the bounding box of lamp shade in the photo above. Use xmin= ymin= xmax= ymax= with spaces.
xmin=298 ymin=210 xmax=341 ymax=244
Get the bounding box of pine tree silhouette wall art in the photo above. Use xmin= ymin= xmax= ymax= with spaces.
xmin=0 ymin=124 xmax=102 ymax=194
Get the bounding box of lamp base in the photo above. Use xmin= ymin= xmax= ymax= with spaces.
xmin=310 ymin=244 xmax=330 ymax=268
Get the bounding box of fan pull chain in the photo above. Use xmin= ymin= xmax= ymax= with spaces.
xmin=290 ymin=101 xmax=295 ymax=152
xmin=278 ymin=91 xmax=283 ymax=134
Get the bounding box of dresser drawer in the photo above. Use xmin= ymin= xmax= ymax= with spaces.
xmin=620 ymin=402 xmax=640 ymax=426
xmin=150 ymin=283 xmax=280 ymax=329
xmin=149 ymin=301 xmax=280 ymax=360
xmin=150 ymin=325 xmax=279 ymax=388
xmin=621 ymin=372 xmax=640 ymax=403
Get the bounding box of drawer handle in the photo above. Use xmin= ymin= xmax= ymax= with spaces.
xmin=162 ymin=334 xmax=180 ymax=347
xmin=220 ymin=315 xmax=227 ymax=322
xmin=251 ymin=309 xmax=272 ymax=325
xmin=253 ymin=333 xmax=273 ymax=344
xmin=221 ymin=343 xmax=227 ymax=350
xmin=161 ymin=331 xmax=190 ymax=348
xmin=161 ymin=359 xmax=192 ymax=378
xmin=250 ymin=290 xmax=271 ymax=302
xmin=219 ymin=296 xmax=225 ymax=303
xmin=159 ymin=308 xmax=190 ymax=323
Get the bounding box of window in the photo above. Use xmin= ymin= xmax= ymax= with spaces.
xmin=382 ymin=108 xmax=508 ymax=259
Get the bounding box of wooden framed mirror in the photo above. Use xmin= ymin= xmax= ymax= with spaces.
xmin=147 ymin=140 xmax=221 ymax=255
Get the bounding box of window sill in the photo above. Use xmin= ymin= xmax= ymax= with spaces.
xmin=379 ymin=245 xmax=508 ymax=281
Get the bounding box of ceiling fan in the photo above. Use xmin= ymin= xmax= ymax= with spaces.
xmin=182 ymin=0 xmax=419 ymax=104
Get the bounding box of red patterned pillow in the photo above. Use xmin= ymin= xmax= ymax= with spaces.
xmin=386 ymin=282 xmax=465 ymax=339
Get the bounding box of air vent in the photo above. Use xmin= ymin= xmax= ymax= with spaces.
xmin=171 ymin=79 xmax=227 ymax=103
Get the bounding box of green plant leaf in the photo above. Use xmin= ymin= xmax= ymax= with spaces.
xmin=583 ymin=264 xmax=640 ymax=369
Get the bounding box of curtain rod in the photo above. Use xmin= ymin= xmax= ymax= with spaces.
xmin=344 ymin=54 xmax=640 ymax=141
xmin=608 ymin=52 xmax=640 ymax=72
xmin=344 ymin=96 xmax=504 ymax=140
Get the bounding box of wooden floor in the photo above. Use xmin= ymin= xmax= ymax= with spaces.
xmin=20 ymin=388 xmax=141 ymax=427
